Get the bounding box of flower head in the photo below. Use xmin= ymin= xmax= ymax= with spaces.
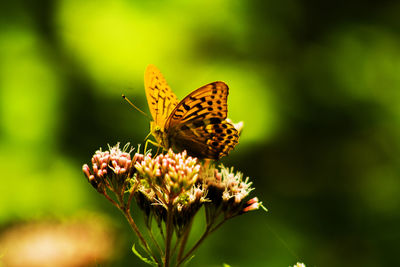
xmin=172 ymin=184 xmax=208 ymax=235
xmin=134 ymin=150 xmax=207 ymax=232
xmin=135 ymin=149 xmax=200 ymax=200
xmin=82 ymin=143 xmax=138 ymax=194
xmin=200 ymin=164 xmax=257 ymax=218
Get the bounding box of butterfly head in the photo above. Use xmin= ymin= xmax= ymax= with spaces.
xmin=150 ymin=121 xmax=168 ymax=148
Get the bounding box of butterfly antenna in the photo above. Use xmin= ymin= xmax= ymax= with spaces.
xmin=122 ymin=94 xmax=151 ymax=120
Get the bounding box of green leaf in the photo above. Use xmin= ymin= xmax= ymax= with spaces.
xmin=223 ymin=264 xmax=232 ymax=267
xmin=131 ymin=243 xmax=157 ymax=266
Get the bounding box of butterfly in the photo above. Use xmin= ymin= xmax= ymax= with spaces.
xmin=144 ymin=64 xmax=241 ymax=160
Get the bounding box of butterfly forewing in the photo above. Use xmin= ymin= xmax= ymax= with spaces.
xmin=145 ymin=64 xmax=179 ymax=127
xmin=165 ymin=81 xmax=238 ymax=159
xmin=166 ymin=81 xmax=228 ymax=129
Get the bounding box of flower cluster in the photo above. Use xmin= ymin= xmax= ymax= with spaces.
xmin=82 ymin=143 xmax=143 ymax=201
xmin=134 ymin=150 xmax=207 ymax=234
xmin=82 ymin=143 xmax=263 ymax=266
xmin=200 ymin=165 xmax=258 ymax=220
xmin=135 ymin=150 xmax=200 ymax=199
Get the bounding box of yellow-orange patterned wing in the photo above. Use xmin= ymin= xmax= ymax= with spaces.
xmin=165 ymin=82 xmax=239 ymax=159
xmin=144 ymin=64 xmax=179 ymax=127
xmin=144 ymin=65 xmax=240 ymax=160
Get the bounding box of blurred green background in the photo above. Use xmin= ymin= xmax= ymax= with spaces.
xmin=1 ymin=0 xmax=400 ymax=266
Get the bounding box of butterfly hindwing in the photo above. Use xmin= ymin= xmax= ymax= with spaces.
xmin=169 ymin=118 xmax=240 ymax=159
xmin=145 ymin=64 xmax=179 ymax=126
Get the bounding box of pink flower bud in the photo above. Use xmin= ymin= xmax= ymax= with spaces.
xmin=82 ymin=164 xmax=91 ymax=178
xmin=93 ymin=164 xmax=99 ymax=173
xmin=243 ymin=197 xmax=260 ymax=212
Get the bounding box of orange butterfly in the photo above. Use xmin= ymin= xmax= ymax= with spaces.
xmin=144 ymin=64 xmax=241 ymax=160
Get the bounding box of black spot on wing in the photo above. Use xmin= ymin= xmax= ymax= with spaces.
xmin=210 ymin=118 xmax=221 ymax=124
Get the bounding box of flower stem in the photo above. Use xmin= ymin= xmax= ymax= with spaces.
xmin=177 ymin=219 xmax=194 ymax=262
xmin=102 ymin=192 xmax=119 ymax=207
xmin=178 ymin=218 xmax=228 ymax=265
xmin=116 ymin=192 xmax=160 ymax=266
xmin=164 ymin=202 xmax=174 ymax=267
xmin=177 ymin=225 xmax=211 ymax=266
xmin=171 ymin=235 xmax=182 ymax=260
xmin=122 ymin=209 xmax=161 ymax=266
xmin=126 ymin=180 xmax=138 ymax=211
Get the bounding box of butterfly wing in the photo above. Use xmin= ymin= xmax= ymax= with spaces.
xmin=169 ymin=119 xmax=240 ymax=159
xmin=165 ymin=81 xmax=240 ymax=159
xmin=166 ymin=81 xmax=228 ymax=128
xmin=144 ymin=64 xmax=179 ymax=127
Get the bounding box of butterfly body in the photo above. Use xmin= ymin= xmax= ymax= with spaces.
xmin=150 ymin=121 xmax=168 ymax=148
xmin=145 ymin=65 xmax=240 ymax=160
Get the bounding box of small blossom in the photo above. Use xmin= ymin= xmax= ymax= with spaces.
xmin=242 ymin=197 xmax=261 ymax=212
xmin=82 ymin=149 xmax=111 ymax=193
xmin=82 ymin=164 xmax=98 ymax=190
xmin=292 ymin=263 xmax=306 ymax=267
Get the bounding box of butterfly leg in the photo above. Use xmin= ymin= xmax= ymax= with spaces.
xmin=144 ymin=139 xmax=162 ymax=155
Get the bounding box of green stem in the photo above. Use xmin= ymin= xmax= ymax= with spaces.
xmin=164 ymin=202 xmax=174 ymax=267
xmin=178 ymin=225 xmax=211 ymax=266
xmin=172 ymin=235 xmax=182 ymax=260
xmin=178 ymin=218 xmax=228 ymax=266
xmin=103 ymin=191 xmax=119 ymax=207
xmin=177 ymin=219 xmax=194 ymax=263
xmin=115 ymin=191 xmax=160 ymax=266
xmin=122 ymin=209 xmax=161 ymax=266
xmin=208 ymin=217 xmax=228 ymax=235
xmin=126 ymin=180 xmax=138 ymax=211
